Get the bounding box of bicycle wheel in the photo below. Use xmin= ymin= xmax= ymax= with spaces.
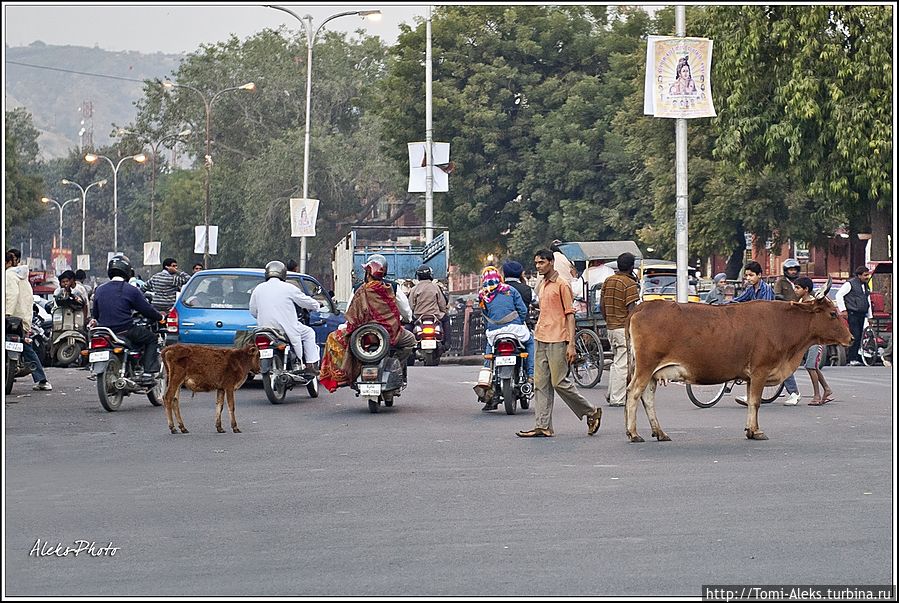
xmin=686 ymin=382 xmax=728 ymax=408
xmin=761 ymin=382 xmax=784 ymax=403
xmin=572 ymin=328 xmax=603 ymax=388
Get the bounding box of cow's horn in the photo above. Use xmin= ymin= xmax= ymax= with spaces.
xmin=815 ymin=276 xmax=832 ymax=300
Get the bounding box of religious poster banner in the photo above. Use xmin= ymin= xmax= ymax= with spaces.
xmin=194 ymin=225 xmax=219 ymax=255
xmin=76 ymin=254 xmax=90 ymax=271
xmin=644 ymin=35 xmax=716 ymax=119
xmin=144 ymin=242 xmax=161 ymax=266
xmin=289 ymin=198 xmax=320 ymax=238
xmin=408 ymin=142 xmax=451 ymax=192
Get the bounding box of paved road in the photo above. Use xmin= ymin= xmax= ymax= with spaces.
xmin=4 ymin=364 xmax=895 ymax=597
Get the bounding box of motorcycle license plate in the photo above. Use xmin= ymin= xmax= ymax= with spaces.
xmin=89 ymin=350 xmax=110 ymax=363
xmin=359 ymin=383 xmax=381 ymax=396
xmin=5 ymin=341 xmax=23 ymax=352
xmin=420 ymin=339 xmax=438 ymax=350
xmin=494 ymin=355 xmax=517 ymax=366
xmin=259 ymin=348 xmax=274 ymax=359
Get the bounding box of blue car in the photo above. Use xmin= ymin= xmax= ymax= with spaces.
xmin=166 ymin=268 xmax=345 ymax=354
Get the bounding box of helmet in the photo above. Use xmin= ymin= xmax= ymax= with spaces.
xmin=264 ymin=260 xmax=287 ymax=281
xmin=107 ymin=254 xmax=132 ymax=280
xmin=502 ymin=261 xmax=524 ymax=279
xmin=363 ymin=254 xmax=388 ymax=280
xmin=783 ymin=258 xmax=800 ymax=278
xmin=415 ymin=264 xmax=433 ymax=280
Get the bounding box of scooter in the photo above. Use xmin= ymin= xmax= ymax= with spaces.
xmin=253 ymin=327 xmax=319 ymax=403
xmin=348 ymin=323 xmax=405 ymax=413
xmin=86 ymin=314 xmax=166 ymax=412
xmin=50 ymin=294 xmax=87 ymax=367
xmin=411 ymin=314 xmax=444 ymax=366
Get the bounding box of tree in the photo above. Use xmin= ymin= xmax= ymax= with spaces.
xmin=5 ymin=108 xmax=44 ymax=241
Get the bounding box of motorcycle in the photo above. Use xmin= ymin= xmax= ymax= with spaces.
xmin=31 ymin=300 xmax=53 ymax=369
xmin=483 ymin=335 xmax=532 ymax=415
xmin=5 ymin=316 xmax=26 ymax=395
xmin=253 ymin=327 xmax=319 ymax=404
xmin=49 ymin=293 xmax=87 ymax=367
xmin=411 ymin=314 xmax=445 ymax=366
xmin=87 ymin=314 xmax=166 ymax=412
xmin=348 ymin=323 xmax=406 ymax=413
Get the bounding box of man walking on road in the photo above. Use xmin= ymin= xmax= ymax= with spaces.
xmin=517 ymin=249 xmax=602 ymax=438
xmin=599 ymin=252 xmax=640 ymax=407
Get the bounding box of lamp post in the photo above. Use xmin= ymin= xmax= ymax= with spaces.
xmin=265 ymin=5 xmax=382 ymax=273
xmin=60 ymin=177 xmax=107 ymax=259
xmin=40 ymin=196 xmax=80 ymax=254
xmin=84 ymin=152 xmax=147 ymax=254
xmin=162 ymin=81 xmax=255 ymax=268
xmin=147 ymin=129 xmax=192 ymax=242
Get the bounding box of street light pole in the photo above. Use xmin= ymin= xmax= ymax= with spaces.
xmin=147 ymin=129 xmax=192 ymax=242
xmin=163 ymin=81 xmax=255 ymax=268
xmin=61 ymin=177 xmax=107 ymax=258
xmin=40 ymin=196 xmax=80 ymax=254
xmin=84 ymin=153 xmax=147 ymax=254
xmin=265 ymin=5 xmax=382 ymax=273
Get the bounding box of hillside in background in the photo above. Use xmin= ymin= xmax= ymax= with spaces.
xmin=5 ymin=42 xmax=183 ymax=159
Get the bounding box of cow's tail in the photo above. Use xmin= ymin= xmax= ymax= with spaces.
xmin=625 ymin=311 xmax=635 ymax=386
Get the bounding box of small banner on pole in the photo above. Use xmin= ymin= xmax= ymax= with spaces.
xmin=76 ymin=254 xmax=90 ymax=271
xmin=144 ymin=242 xmax=161 ymax=266
xmin=290 ymin=198 xmax=319 ymax=238
xmin=644 ymin=35 xmax=716 ymax=119
xmin=51 ymin=248 xmax=72 ymax=273
xmin=408 ymin=142 xmax=451 ymax=192
xmin=194 ymin=226 xmax=219 ymax=255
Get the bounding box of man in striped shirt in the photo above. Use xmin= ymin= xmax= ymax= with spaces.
xmin=148 ymin=258 xmax=191 ymax=313
xmin=599 ymin=252 xmax=641 ymax=407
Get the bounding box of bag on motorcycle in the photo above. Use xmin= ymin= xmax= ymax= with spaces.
xmin=233 ymin=330 xmax=255 ymax=348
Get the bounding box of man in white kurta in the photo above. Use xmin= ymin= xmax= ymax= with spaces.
xmin=249 ymin=263 xmax=321 ymax=369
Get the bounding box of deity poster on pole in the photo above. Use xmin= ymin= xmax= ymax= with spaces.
xmin=289 ymin=198 xmax=320 ymax=238
xmin=644 ymin=36 xmax=716 ymax=119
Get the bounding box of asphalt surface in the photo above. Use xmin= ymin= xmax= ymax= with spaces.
xmin=4 ymin=363 xmax=895 ymax=597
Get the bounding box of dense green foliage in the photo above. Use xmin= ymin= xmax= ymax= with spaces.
xmin=7 ymin=5 xmax=891 ymax=282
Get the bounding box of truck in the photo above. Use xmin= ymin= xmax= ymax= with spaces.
xmin=331 ymin=229 xmax=450 ymax=306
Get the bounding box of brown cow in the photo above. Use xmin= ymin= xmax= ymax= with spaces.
xmin=161 ymin=343 xmax=261 ymax=434
xmin=625 ymin=282 xmax=851 ymax=441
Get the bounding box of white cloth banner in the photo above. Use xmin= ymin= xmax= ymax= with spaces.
xmin=144 ymin=242 xmax=161 ymax=266
xmin=76 ymin=254 xmax=91 ymax=271
xmin=644 ymin=35 xmax=716 ymax=119
xmin=194 ymin=225 xmax=218 ymax=255
xmin=408 ymin=142 xmax=450 ymax=192
xmin=290 ymin=198 xmax=320 ymax=238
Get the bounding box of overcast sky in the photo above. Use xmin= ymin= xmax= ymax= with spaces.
xmin=3 ymin=3 xmax=432 ymax=54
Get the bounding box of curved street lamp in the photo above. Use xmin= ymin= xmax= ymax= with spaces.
xmin=162 ymin=80 xmax=255 ymax=268
xmin=40 ymin=196 xmax=80 ymax=256
xmin=84 ymin=152 xmax=147 ymax=254
xmin=60 ymin=177 xmax=107 ymax=258
xmin=265 ymin=5 xmax=382 ymax=273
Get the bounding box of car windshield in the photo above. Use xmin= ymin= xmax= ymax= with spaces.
xmin=642 ymin=275 xmax=677 ymax=295
xmin=181 ymin=274 xmax=304 ymax=309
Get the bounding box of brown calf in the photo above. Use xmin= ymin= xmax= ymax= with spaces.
xmin=161 ymin=343 xmax=261 ymax=434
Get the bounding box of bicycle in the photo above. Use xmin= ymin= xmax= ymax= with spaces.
xmin=571 ymin=327 xmax=604 ymax=388
xmin=686 ymin=379 xmax=785 ymax=408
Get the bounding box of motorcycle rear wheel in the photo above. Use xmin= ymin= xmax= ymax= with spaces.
xmin=5 ymin=358 xmax=15 ymax=395
xmin=98 ymin=356 xmax=125 ymax=412
xmin=263 ymin=356 xmax=288 ymax=404
xmin=502 ymin=377 xmax=516 ymax=415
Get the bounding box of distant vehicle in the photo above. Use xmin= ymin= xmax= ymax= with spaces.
xmin=166 ymin=269 xmax=345 ymax=357
xmin=639 ymin=259 xmax=702 ymax=303
xmin=332 ymin=230 xmax=450 ymax=307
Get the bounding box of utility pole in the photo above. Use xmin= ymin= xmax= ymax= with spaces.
xmin=675 ymin=5 xmax=689 ymax=303
xmin=424 ymin=5 xmax=434 ymax=243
